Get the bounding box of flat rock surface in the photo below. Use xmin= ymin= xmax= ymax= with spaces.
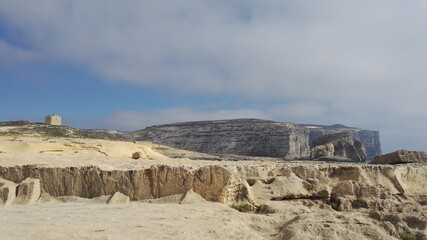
xmin=0 ymin=202 xmax=270 ymax=240
xmin=0 ymin=133 xmax=362 ymax=170
xmin=0 ymin=134 xmax=207 ymax=170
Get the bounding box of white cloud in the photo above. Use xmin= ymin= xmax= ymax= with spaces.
xmin=0 ymin=40 xmax=40 ymax=66
xmin=2 ymin=1 xmax=426 ymax=98
xmin=107 ymin=102 xmax=334 ymax=130
xmin=268 ymin=103 xmax=327 ymax=119
xmin=107 ymin=108 xmax=266 ymax=130
xmin=0 ymin=0 xmax=426 ymax=152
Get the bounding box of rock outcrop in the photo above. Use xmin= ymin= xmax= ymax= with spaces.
xmin=0 ymin=163 xmax=425 ymax=204
xmin=0 ymin=178 xmax=17 ymax=205
xmin=279 ymin=211 xmax=400 ymax=240
xmin=0 ymin=178 xmax=40 ymax=205
xmin=0 ymin=119 xmax=382 ymax=161
xmin=371 ymin=150 xmax=427 ymax=164
xmin=132 ymin=119 xmax=381 ymax=161
xmin=0 ymin=162 xmax=426 ymax=238
xmin=132 ymin=151 xmax=146 ymax=160
xmin=13 ymin=178 xmax=41 ymax=204
xmin=107 ymin=191 xmax=130 ymax=204
xmin=0 ymin=165 xmax=231 ymax=202
xmin=310 ymin=132 xmax=367 ymax=162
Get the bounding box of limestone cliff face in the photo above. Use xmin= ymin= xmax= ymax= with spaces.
xmin=351 ymin=130 xmax=382 ymax=161
xmin=0 ymin=165 xmax=231 ymax=202
xmin=310 ymin=132 xmax=367 ymax=162
xmin=1 ymin=163 xmax=425 ymax=204
xmin=0 ymin=119 xmax=381 ymax=161
xmin=1 ymin=163 xmax=426 ymax=237
xmin=227 ymin=163 xmax=427 ymax=202
xmin=371 ymin=150 xmax=427 ymax=164
xmin=306 ymin=127 xmax=381 ymax=161
xmin=132 ymin=119 xmax=381 ymax=161
xmin=132 ymin=119 xmax=298 ymax=158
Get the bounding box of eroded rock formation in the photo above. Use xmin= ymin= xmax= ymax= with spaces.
xmin=310 ymin=132 xmax=367 ymax=162
xmin=2 ymin=162 xmax=424 ymax=205
xmin=107 ymin=191 xmax=130 ymax=204
xmin=0 ymin=165 xmax=231 ymax=202
xmin=0 ymin=178 xmax=17 ymax=205
xmin=0 ymin=119 xmax=382 ymax=161
xmin=0 ymin=162 xmax=426 ymax=238
xmin=0 ymin=178 xmax=41 ymax=205
xmin=132 ymin=119 xmax=381 ymax=161
xmin=371 ymin=150 xmax=427 ymax=164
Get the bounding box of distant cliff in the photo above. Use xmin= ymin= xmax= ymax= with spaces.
xmin=131 ymin=119 xmax=381 ymax=161
xmin=0 ymin=119 xmax=381 ymax=161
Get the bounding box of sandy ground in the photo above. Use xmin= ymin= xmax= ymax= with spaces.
xmin=0 ymin=202 xmax=277 ymax=240
xmin=0 ymin=135 xmax=243 ymax=168
xmin=0 ymin=131 xmax=282 ymax=240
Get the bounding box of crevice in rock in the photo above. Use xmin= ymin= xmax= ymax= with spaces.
xmin=270 ymin=195 xmax=329 ymax=201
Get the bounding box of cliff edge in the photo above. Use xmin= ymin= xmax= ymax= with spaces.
xmin=131 ymin=119 xmax=381 ymax=161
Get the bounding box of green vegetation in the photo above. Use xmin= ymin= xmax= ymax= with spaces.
xmin=329 ymin=198 xmax=341 ymax=211
xmin=351 ymin=198 xmax=368 ymax=209
xmin=231 ymin=203 xmax=253 ymax=212
xmin=398 ymin=231 xmax=416 ymax=240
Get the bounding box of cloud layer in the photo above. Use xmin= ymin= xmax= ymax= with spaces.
xmin=0 ymin=1 xmax=426 ymax=152
xmin=107 ymin=102 xmax=329 ymax=130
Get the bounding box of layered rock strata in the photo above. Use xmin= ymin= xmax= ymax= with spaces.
xmin=0 ymin=162 xmax=426 ymax=238
xmin=0 ymin=178 xmax=17 ymax=205
xmin=132 ymin=119 xmax=381 ymax=160
xmin=0 ymin=178 xmax=41 ymax=205
xmin=310 ymin=132 xmax=367 ymax=162
xmin=371 ymin=150 xmax=427 ymax=164
xmin=0 ymin=119 xmax=382 ymax=161
xmin=0 ymin=163 xmax=425 ymax=204
xmin=0 ymin=165 xmax=231 ymax=202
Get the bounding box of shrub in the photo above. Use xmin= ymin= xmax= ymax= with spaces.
xmin=398 ymin=231 xmax=416 ymax=240
xmin=351 ymin=198 xmax=368 ymax=209
xmin=231 ymin=203 xmax=253 ymax=212
xmin=329 ymin=198 xmax=341 ymax=211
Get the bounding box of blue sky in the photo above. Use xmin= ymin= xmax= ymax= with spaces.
xmin=1 ymin=0 xmax=426 ymax=153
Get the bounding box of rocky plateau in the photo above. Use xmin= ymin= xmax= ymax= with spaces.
xmin=132 ymin=119 xmax=381 ymax=161
xmin=0 ymin=122 xmax=425 ymax=240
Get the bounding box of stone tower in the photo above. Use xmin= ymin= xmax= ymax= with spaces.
xmin=44 ymin=114 xmax=62 ymax=126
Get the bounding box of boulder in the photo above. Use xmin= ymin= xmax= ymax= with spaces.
xmin=311 ymin=143 xmax=335 ymax=158
xmin=371 ymin=150 xmax=427 ymax=164
xmin=179 ymin=189 xmax=207 ymax=204
xmin=13 ymin=178 xmax=41 ymax=205
xmin=147 ymin=194 xmax=183 ymax=204
xmin=132 ymin=151 xmax=146 ymax=160
xmin=0 ymin=178 xmax=17 ymax=206
xmin=311 ymin=132 xmax=367 ymax=162
xmin=107 ymin=192 xmax=130 ymax=204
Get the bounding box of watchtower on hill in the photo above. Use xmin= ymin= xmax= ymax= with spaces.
xmin=44 ymin=114 xmax=62 ymax=126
